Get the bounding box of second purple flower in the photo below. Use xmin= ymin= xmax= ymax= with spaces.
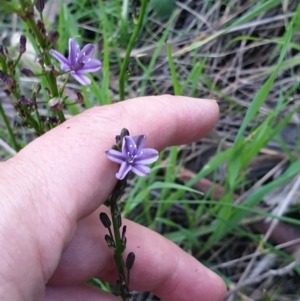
xmin=50 ymin=38 xmax=101 ymax=86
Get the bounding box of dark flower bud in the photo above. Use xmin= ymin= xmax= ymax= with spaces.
xmin=0 ymin=70 xmax=14 ymax=90
xmin=99 ymin=212 xmax=111 ymax=228
xmin=48 ymin=116 xmax=59 ymax=125
xmin=37 ymin=20 xmax=46 ymax=37
xmin=48 ymin=30 xmax=59 ymax=44
xmin=125 ymin=252 xmax=135 ymax=270
xmin=116 ymin=128 xmax=130 ymax=145
xmin=48 ymin=97 xmax=63 ymax=112
xmin=121 ymin=225 xmax=127 ymax=240
xmin=16 ymin=96 xmax=34 ymax=113
xmin=121 ymin=225 xmax=127 ymax=245
xmin=19 ymin=35 xmax=27 ymax=54
xmin=35 ymin=0 xmax=45 ymax=12
xmin=76 ymin=92 xmax=84 ymax=104
xmin=4 ymin=77 xmax=15 ymax=90
xmin=104 ymin=234 xmax=115 ymax=249
xmin=117 ymin=214 xmax=122 ymax=228
xmin=21 ymin=67 xmax=34 ymax=77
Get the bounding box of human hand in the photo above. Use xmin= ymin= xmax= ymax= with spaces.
xmin=0 ymin=95 xmax=226 ymax=301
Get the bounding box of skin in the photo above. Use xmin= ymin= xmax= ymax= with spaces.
xmin=0 ymin=95 xmax=226 ymax=301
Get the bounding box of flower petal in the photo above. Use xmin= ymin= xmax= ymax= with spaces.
xmin=79 ymin=44 xmax=95 ymax=59
xmin=50 ymin=49 xmax=69 ymax=66
xmin=105 ymin=149 xmax=126 ymax=164
xmin=135 ymin=148 xmax=159 ymax=164
xmin=79 ymin=59 xmax=101 ymax=73
xmin=131 ymin=164 xmax=150 ymax=177
xmin=68 ymin=38 xmax=80 ymax=64
xmin=116 ymin=162 xmax=132 ymax=180
xmin=71 ymin=72 xmax=91 ymax=86
xmin=123 ymin=136 xmax=138 ymax=157
xmin=133 ymin=135 xmax=146 ymax=151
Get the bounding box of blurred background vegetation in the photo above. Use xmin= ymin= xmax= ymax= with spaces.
xmin=1 ymin=0 xmax=300 ymax=300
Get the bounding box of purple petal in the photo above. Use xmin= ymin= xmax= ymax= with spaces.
xmin=71 ymin=72 xmax=91 ymax=86
xmin=106 ymin=149 xmax=126 ymax=164
xmin=133 ymin=135 xmax=146 ymax=150
xmin=131 ymin=164 xmax=150 ymax=177
xmin=123 ymin=136 xmax=138 ymax=156
xmin=50 ymin=49 xmax=69 ymax=66
xmin=116 ymin=162 xmax=132 ymax=180
xmin=79 ymin=59 xmax=101 ymax=73
xmin=79 ymin=44 xmax=95 ymax=59
xmin=68 ymin=38 xmax=80 ymax=64
xmin=135 ymin=148 xmax=159 ymax=164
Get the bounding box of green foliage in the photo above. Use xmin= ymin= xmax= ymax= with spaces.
xmin=1 ymin=0 xmax=300 ymax=298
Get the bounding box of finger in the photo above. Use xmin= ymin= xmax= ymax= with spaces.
xmin=44 ymin=285 xmax=119 ymax=301
xmin=49 ymin=208 xmax=226 ymax=301
xmin=0 ymin=95 xmax=219 ymax=296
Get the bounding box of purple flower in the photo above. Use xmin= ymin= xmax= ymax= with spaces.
xmin=50 ymin=38 xmax=101 ymax=86
xmin=106 ymin=135 xmax=159 ymax=180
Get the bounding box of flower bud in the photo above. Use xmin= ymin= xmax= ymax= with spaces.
xmin=117 ymin=214 xmax=122 ymax=228
xmin=37 ymin=20 xmax=46 ymax=37
xmin=48 ymin=116 xmax=59 ymax=123
xmin=99 ymin=212 xmax=111 ymax=228
xmin=19 ymin=35 xmax=27 ymax=54
xmin=104 ymin=234 xmax=115 ymax=249
xmin=48 ymin=30 xmax=59 ymax=44
xmin=125 ymin=252 xmax=135 ymax=270
xmin=21 ymin=67 xmax=34 ymax=77
xmin=48 ymin=97 xmax=64 ymax=112
xmin=18 ymin=95 xmax=34 ymax=108
xmin=0 ymin=71 xmax=16 ymax=90
xmin=35 ymin=0 xmax=45 ymax=12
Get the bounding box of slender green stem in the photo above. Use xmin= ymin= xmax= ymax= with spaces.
xmin=110 ymin=200 xmax=126 ymax=281
xmin=0 ymin=102 xmax=20 ymax=151
xmin=18 ymin=2 xmax=65 ymax=123
xmin=119 ymin=0 xmax=148 ymax=101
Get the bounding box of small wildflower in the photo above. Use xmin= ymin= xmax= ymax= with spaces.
xmin=50 ymin=38 xmax=101 ymax=86
xmin=106 ymin=135 xmax=159 ymax=180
